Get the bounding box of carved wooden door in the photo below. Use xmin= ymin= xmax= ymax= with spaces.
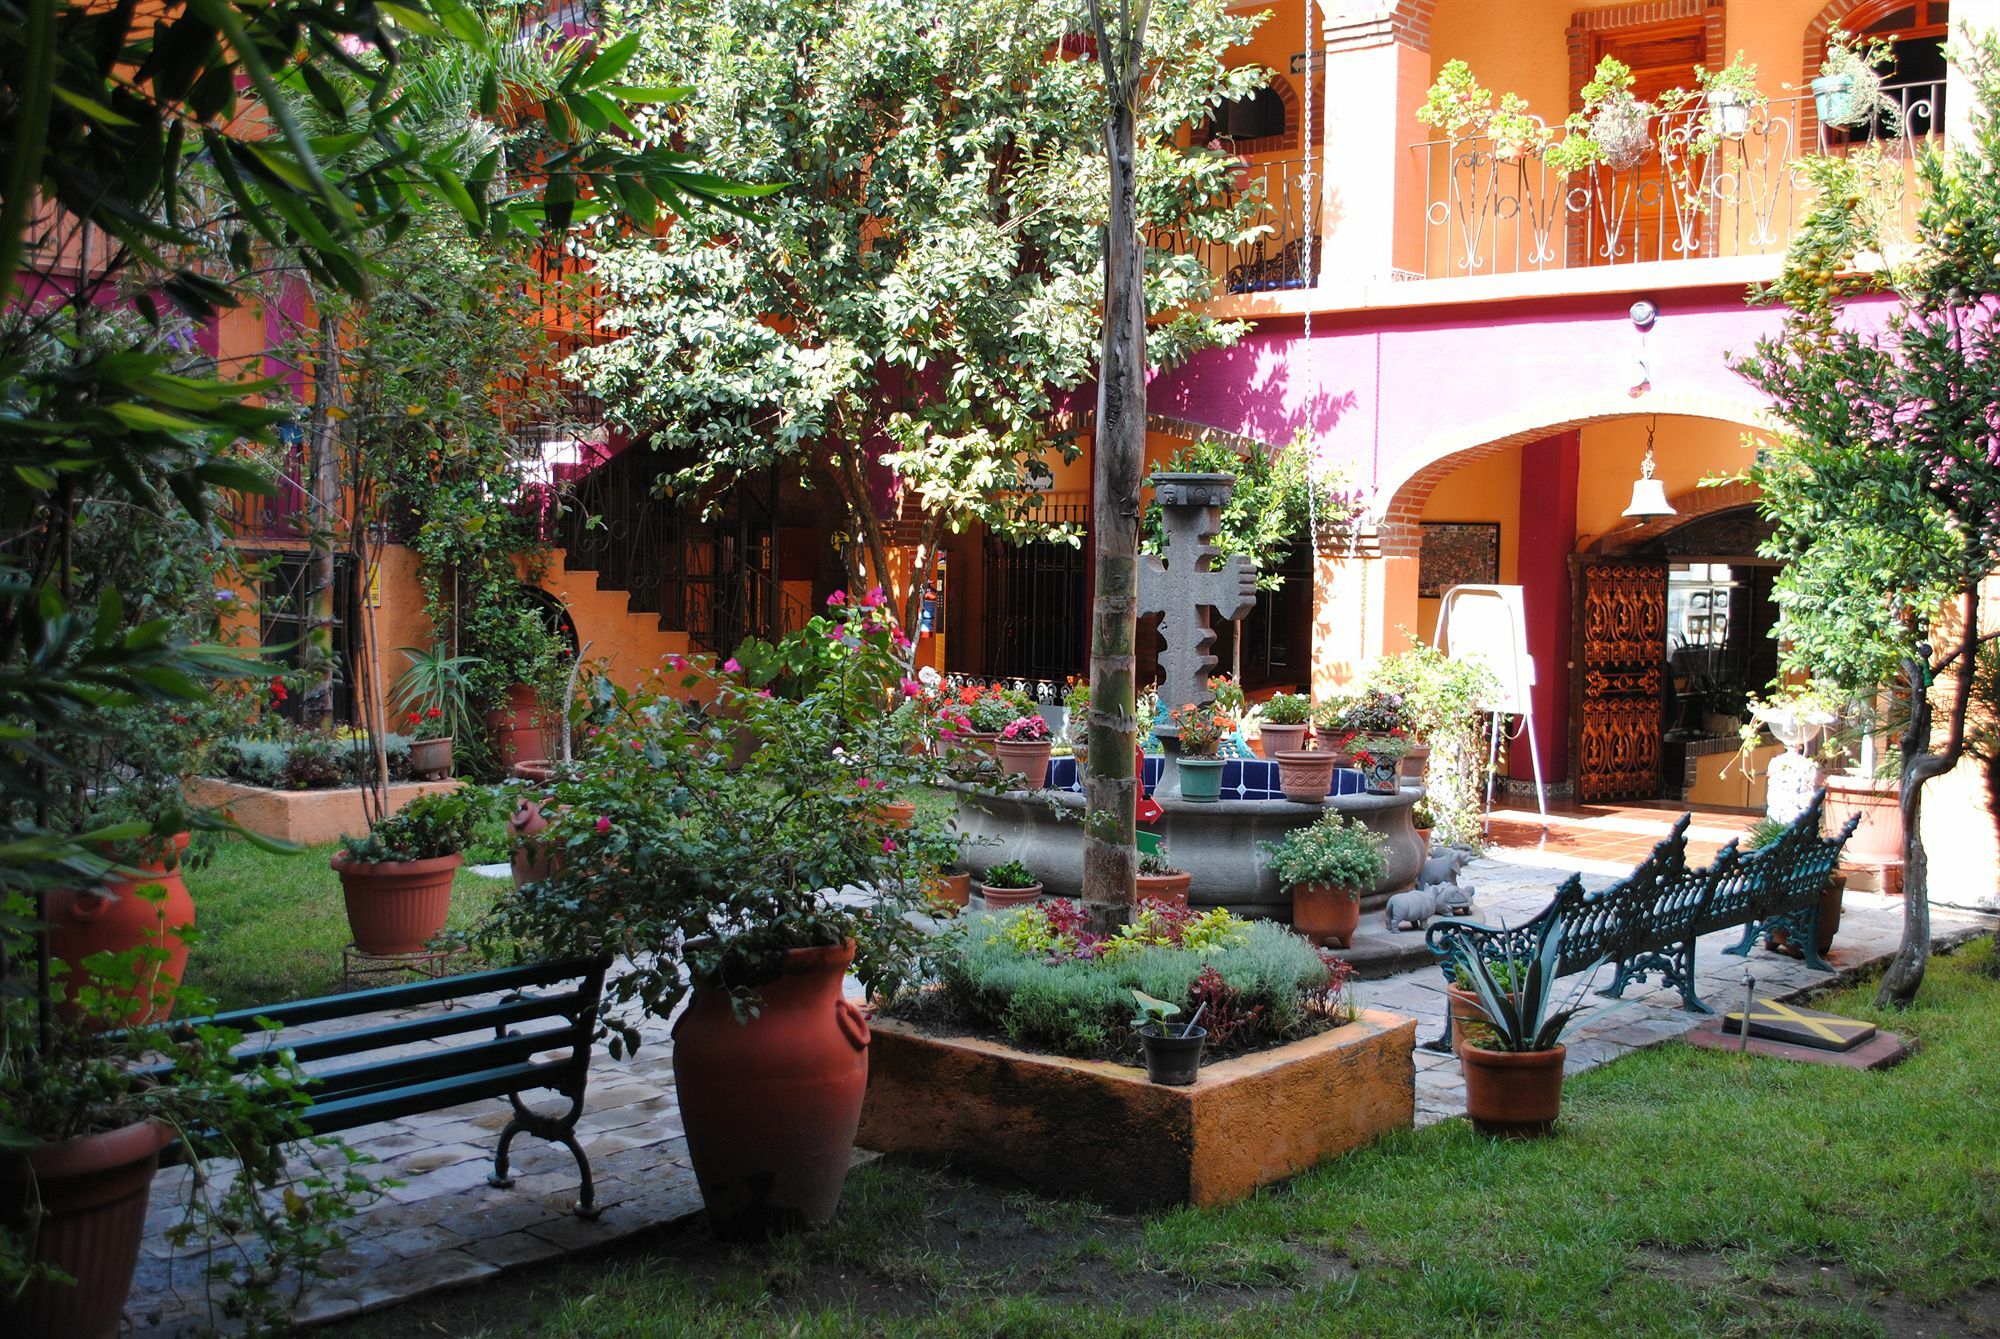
xmin=1572 ymin=560 xmax=1669 ymax=802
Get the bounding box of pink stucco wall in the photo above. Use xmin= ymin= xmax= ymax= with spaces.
xmin=1147 ymin=285 xmax=1898 ymax=486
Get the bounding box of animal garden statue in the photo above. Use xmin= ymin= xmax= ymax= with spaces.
xmin=1383 ymin=878 xmax=1478 ymax=931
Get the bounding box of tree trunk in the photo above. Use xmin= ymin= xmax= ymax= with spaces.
xmin=304 ymin=308 xmax=344 ymax=732
xmin=1082 ymin=0 xmax=1151 ymax=928
xmin=1877 ymin=590 xmax=1978 ymax=1008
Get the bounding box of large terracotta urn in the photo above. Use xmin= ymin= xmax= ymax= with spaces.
xmin=672 ymin=942 xmax=870 ymax=1241
xmin=0 ymin=1119 xmax=170 ymax=1339
xmin=48 ymin=833 xmax=194 ymax=1024
xmin=485 ymin=683 xmax=548 ymax=772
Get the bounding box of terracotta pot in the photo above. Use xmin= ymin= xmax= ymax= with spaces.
xmin=993 ymin=740 xmax=1053 ymax=789
xmin=1273 ymin=750 xmax=1336 ymax=804
xmin=962 ymin=731 xmax=1001 ymax=760
xmin=871 ymin=800 xmax=918 ymax=828
xmin=1291 ymin=880 xmax=1363 ymax=948
xmin=485 ymin=683 xmax=548 ymax=772
xmin=49 ymin=833 xmax=194 ymax=1025
xmin=1769 ymin=872 xmax=1846 ymax=958
xmin=673 ymin=942 xmax=870 ymax=1241
xmin=330 ymin=851 xmax=461 ymax=955
xmin=509 ymin=796 xmax=560 ymax=888
xmin=980 ymin=881 xmax=1043 ymax=909
xmin=0 ymin=1119 xmax=170 ymax=1339
xmin=925 ymin=871 xmax=972 ymax=910
xmin=1136 ymin=870 xmax=1192 ymax=908
xmin=1461 ymin=1042 xmax=1567 ymax=1137
xmin=407 ymin=735 xmax=454 ymax=780
xmin=1824 ymin=774 xmax=1902 ymax=865
xmin=1260 ymin=723 xmax=1309 ymax=756
xmin=1398 ymin=742 xmax=1431 ymax=784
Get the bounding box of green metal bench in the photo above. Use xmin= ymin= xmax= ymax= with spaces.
xmin=1423 ymin=794 xmax=1857 ymax=1051
xmin=153 ymin=955 xmax=612 ymax=1217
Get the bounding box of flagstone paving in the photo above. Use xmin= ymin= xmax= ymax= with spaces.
xmin=128 ymin=832 xmax=1996 ymax=1335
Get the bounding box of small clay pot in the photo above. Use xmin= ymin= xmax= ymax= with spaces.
xmin=1274 ymin=750 xmax=1336 ymax=804
xmin=993 ymin=740 xmax=1053 ymax=790
xmin=871 ymin=800 xmax=918 ymax=827
xmin=1260 ymin=723 xmax=1309 ymax=756
xmin=980 ymin=881 xmax=1043 ymax=909
xmin=1136 ymin=870 xmax=1192 ymax=908
xmin=407 ymin=735 xmax=454 ymax=780
xmin=1461 ymin=1042 xmax=1567 ymax=1138
xmin=925 ymin=871 xmax=972 ymax=910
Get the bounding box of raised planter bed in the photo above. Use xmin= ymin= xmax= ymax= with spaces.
xmin=186 ymin=776 xmax=465 ymax=846
xmin=857 ymin=1009 xmax=1416 ymax=1212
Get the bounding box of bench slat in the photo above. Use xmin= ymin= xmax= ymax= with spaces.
xmin=237 ymin=989 xmax=588 ymax=1070
xmin=297 ymin=1027 xmax=581 ymax=1103
xmin=177 ymin=955 xmax=610 ymax=1034
xmin=295 ymin=1060 xmax=576 ymax=1136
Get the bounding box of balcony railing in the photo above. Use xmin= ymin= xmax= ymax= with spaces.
xmin=1413 ymin=79 xmax=1941 ymax=282
xmin=1150 ymin=155 xmax=1319 ymax=295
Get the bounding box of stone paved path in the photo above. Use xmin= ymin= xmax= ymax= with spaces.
xmin=127 ymin=854 xmax=1994 ymax=1335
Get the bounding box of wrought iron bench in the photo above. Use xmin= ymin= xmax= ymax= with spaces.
xmin=1423 ymin=795 xmax=1857 ymax=1051
xmin=153 ymin=955 xmax=612 ymax=1217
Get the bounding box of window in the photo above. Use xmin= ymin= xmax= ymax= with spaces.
xmin=254 ymin=550 xmax=359 ymax=726
xmin=1194 ymin=82 xmax=1290 ymax=150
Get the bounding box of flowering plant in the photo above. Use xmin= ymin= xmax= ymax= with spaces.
xmin=1169 ymin=701 xmax=1234 ymax=758
xmin=1262 ymin=813 xmax=1387 ymax=892
xmin=1207 ymin=673 xmax=1246 ymax=715
xmin=1345 ymin=733 xmax=1413 ymax=770
xmin=402 ymin=705 xmax=450 ymax=741
xmin=1313 ymin=687 xmax=1411 ymax=739
xmin=1259 ymin=691 xmax=1313 ymax=726
xmin=961 ymin=683 xmax=1035 ymax=733
xmin=998 ymin=713 xmax=1051 ymax=743
xmin=482 ymin=592 xmax=971 ymax=1037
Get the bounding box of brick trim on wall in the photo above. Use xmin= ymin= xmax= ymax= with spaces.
xmin=1319 ymin=0 xmax=1433 ymax=55
xmin=1583 ymin=477 xmax=1761 ymax=553
xmin=1215 ymin=67 xmax=1325 ymax=156
xmin=1565 ymin=0 xmax=1726 ymax=113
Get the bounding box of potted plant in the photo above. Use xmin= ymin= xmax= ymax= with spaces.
xmin=1743 ymin=817 xmax=1845 ymax=957
xmin=466 ymin=601 xmax=568 ymax=775
xmin=482 ymin=592 xmax=965 ymax=1241
xmin=1263 ymin=813 xmax=1386 ymax=948
xmin=393 ymin=644 xmax=481 ymax=778
xmin=910 ymin=825 xmax=971 ymax=911
xmin=1813 ymin=27 xmax=1901 ymax=133
xmin=1548 ymin=56 xmax=1653 ymax=173
xmin=1367 ymin=643 xmax=1499 ymax=848
xmin=959 ymin=683 xmax=1034 ymax=758
xmin=1137 ymin=845 xmax=1193 ymax=907
xmin=979 ymin=858 xmax=1044 ymax=909
xmin=1131 ymin=989 xmax=1206 ymax=1086
xmin=1257 ymin=691 xmax=1313 ymax=756
xmin=995 ymin=713 xmax=1054 ymax=789
xmin=1168 ymin=702 xmax=1232 ymax=802
xmin=1415 ymin=59 xmax=1493 ymax=144
xmin=1445 ymin=954 xmax=1525 ymax=1057
xmin=1488 ymin=92 xmax=1552 ymax=163
xmin=1697 ymin=53 xmax=1765 ymax=140
xmin=1349 ymin=732 xmax=1413 ymax=794
xmin=1435 ymin=920 xmax=1595 ymax=1137
xmin=330 ymin=789 xmax=481 ymax=955
xmin=46 ymin=824 xmax=197 ymax=1027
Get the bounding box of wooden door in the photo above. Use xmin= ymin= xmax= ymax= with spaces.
xmin=1571 ymin=560 xmax=1669 ymax=802
xmin=1576 ymin=19 xmax=1710 ymax=267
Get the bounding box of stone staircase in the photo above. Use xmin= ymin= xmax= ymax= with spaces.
xmin=535 ymin=547 xmax=693 ymax=691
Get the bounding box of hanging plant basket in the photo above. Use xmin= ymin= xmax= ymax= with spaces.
xmin=1592 ymin=100 xmax=1653 ymax=170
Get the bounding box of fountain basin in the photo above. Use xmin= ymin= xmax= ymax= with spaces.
xmin=948 ymin=769 xmax=1424 ymax=916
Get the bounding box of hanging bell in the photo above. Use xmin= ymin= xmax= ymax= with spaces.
xmin=1622 ymin=431 xmax=1676 ymax=519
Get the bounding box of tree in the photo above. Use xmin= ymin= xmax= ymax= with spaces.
xmin=1735 ymin=38 xmax=2000 ymax=1007
xmin=566 ymin=0 xmax=1269 ymax=633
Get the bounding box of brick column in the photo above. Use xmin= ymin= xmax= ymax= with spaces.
xmin=1315 ymin=0 xmax=1433 ymax=282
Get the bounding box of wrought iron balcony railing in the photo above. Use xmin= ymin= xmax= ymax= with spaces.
xmin=1412 ymin=79 xmax=1941 ymax=282
xmin=1149 ymin=154 xmax=1320 ymax=296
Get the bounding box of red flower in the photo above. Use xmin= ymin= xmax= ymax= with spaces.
xmin=426 ymin=706 xmax=443 ymax=719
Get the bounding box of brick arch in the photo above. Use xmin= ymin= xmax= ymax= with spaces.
xmin=1584 ymin=477 xmax=1762 ymax=554
xmin=1213 ymin=66 xmax=1326 ymax=156
xmin=1372 ymin=388 xmax=1777 ymax=560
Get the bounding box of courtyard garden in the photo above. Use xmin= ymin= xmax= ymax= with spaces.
xmin=8 ymin=0 xmax=2000 ymax=1335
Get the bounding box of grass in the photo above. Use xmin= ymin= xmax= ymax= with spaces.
xmin=326 ymin=936 xmax=2000 ymax=1338
xmin=181 ymin=835 xmax=511 ymax=1012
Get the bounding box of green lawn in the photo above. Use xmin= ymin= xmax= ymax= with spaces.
xmin=182 ymin=836 xmax=512 ymax=1012
xmin=324 ymin=937 xmax=2000 ymax=1338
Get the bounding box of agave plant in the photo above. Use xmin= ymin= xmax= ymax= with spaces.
xmin=1437 ymin=921 xmax=1598 ymax=1053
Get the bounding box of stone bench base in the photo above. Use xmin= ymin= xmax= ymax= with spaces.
xmin=857 ymin=1010 xmax=1416 ymax=1212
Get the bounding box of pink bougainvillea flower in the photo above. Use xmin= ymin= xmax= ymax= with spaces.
xmin=940 ymin=726 xmax=959 ymax=739
xmin=881 ymin=837 xmax=898 ymax=853
xmin=758 ymin=688 xmax=773 ymax=698
xmin=595 ymin=815 xmax=612 ymax=835
xmin=721 ymin=657 xmax=742 ymax=673
xmin=856 ymin=777 xmax=877 ymax=791
xmin=900 ymin=677 xmax=923 ymax=697
xmin=892 ymin=630 xmax=912 ymax=650
xmin=860 ymin=585 xmax=885 ymax=608
xmin=666 ymin=654 xmax=687 ymax=671
xmin=827 ymin=589 xmax=847 ymax=606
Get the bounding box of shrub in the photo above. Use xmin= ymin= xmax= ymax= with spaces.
xmin=906 ymin=913 xmax=1351 ymax=1061
xmin=1264 ymin=813 xmax=1387 ymax=889
xmin=339 ymin=789 xmax=485 ymax=863
xmin=1260 ymin=692 xmax=1312 ymax=726
xmin=998 ymin=714 xmax=1051 ymax=743
xmin=213 ymin=731 xmax=414 ymax=789
xmin=984 ymin=858 xmax=1037 ymax=889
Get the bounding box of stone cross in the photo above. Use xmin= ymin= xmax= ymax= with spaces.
xmin=1137 ymin=472 xmax=1258 ymax=737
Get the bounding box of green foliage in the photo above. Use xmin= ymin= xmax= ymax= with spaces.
xmin=479 ymin=594 xmax=972 ymax=1053
xmin=1259 ymin=691 xmax=1313 ymax=726
xmin=984 ymin=859 xmax=1038 ymax=890
xmin=1438 ymin=920 xmax=1592 ymax=1053
xmin=213 ymin=731 xmax=415 ymax=790
xmin=1129 ymin=989 xmax=1183 ymax=1031
xmin=912 ymin=914 xmax=1346 ymax=1061
xmin=1262 ymin=813 xmax=1387 ymax=890
xmin=1137 ymin=844 xmax=1184 ymax=876
xmin=568 ymin=0 xmax=1273 ymax=612
xmin=1745 ymin=816 xmax=1789 ymax=850
xmin=1547 ymin=55 xmax=1650 ymax=174
xmin=1366 ymin=640 xmax=1499 ymax=846
xmin=338 ymin=788 xmax=486 ymax=863
xmin=1140 ymin=436 xmax=1361 ymax=589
